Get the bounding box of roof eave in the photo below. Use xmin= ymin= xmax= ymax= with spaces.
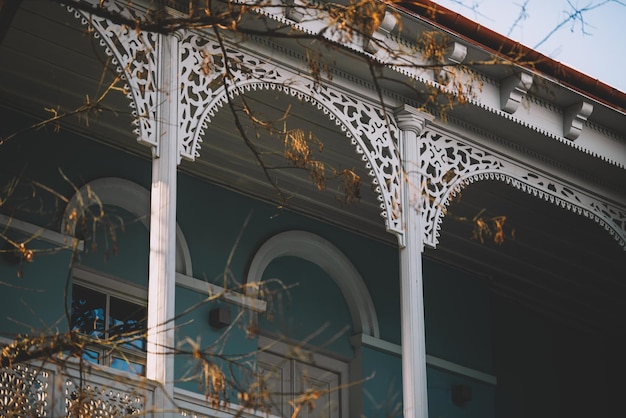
xmin=394 ymin=0 xmax=626 ymax=113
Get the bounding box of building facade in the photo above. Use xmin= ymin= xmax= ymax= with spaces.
xmin=0 ymin=0 xmax=625 ymax=417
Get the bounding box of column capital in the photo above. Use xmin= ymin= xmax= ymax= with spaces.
xmin=170 ymin=29 xmax=186 ymax=41
xmin=394 ymin=105 xmax=434 ymax=136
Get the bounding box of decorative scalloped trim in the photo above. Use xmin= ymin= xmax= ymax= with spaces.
xmin=64 ymin=1 xmax=625 ymax=246
xmin=194 ymin=78 xmax=403 ymax=235
xmin=586 ymin=119 xmax=626 ymax=144
xmin=440 ymin=115 xmax=625 ymax=194
xmin=472 ymin=96 xmax=624 ymax=169
xmin=248 ymin=33 xmax=418 ymax=111
xmin=192 ymin=4 xmax=626 ymax=176
xmin=65 ymin=3 xmax=159 ymax=150
xmin=436 ymin=171 xmax=626 ymax=250
xmin=250 ymin=3 xmax=625 ymax=169
xmin=525 ymin=94 xmax=562 ymax=113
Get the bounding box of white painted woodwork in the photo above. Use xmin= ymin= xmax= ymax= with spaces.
xmin=358 ymin=334 xmax=498 ymax=386
xmin=146 ymin=33 xmax=179 ymax=415
xmin=395 ymin=105 xmax=433 ymax=418
xmin=61 ymin=177 xmax=193 ymax=275
xmin=1 ymin=4 xmax=625 ymax=416
xmin=0 ymin=213 xmax=84 ymax=251
xmin=500 ymin=72 xmax=533 ymax=114
xmin=175 ymin=272 xmax=267 ymax=312
xmin=246 ymin=230 xmax=380 ymax=338
xmin=257 ymin=336 xmax=349 ymax=418
xmin=437 ymin=42 xmax=468 ymax=84
xmin=563 ymin=101 xmax=594 ymax=140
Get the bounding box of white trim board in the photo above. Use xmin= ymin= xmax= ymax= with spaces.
xmin=175 ymin=273 xmax=266 ymax=313
xmin=359 ymin=334 xmax=497 ymax=386
xmin=0 ymin=213 xmax=84 ymax=251
xmin=74 ymin=266 xmax=147 ymax=301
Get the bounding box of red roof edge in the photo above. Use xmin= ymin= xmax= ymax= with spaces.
xmin=395 ymin=0 xmax=626 ymax=113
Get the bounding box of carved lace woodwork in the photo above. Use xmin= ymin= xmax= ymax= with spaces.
xmin=0 ymin=365 xmax=49 ymax=416
xmin=69 ymin=4 xmax=404 ymax=235
xmin=0 ymin=366 xmax=147 ymax=417
xmin=419 ymin=127 xmax=626 ymax=249
xmin=67 ymin=2 xmax=159 ymax=150
xmin=67 ymin=2 xmax=625 ymax=249
xmin=177 ymin=33 xmax=405 ymax=234
xmin=65 ymin=379 xmax=145 ymax=416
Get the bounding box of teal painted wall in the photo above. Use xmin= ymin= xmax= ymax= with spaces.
xmin=361 ymin=347 xmax=403 ymax=418
xmin=427 ymin=368 xmax=495 ymax=418
xmin=173 ymin=286 xmax=258 ymax=398
xmin=359 ymin=347 xmax=497 ymax=418
xmin=259 ymin=256 xmax=354 ymax=357
xmin=0 ymin=236 xmax=72 ymax=336
xmin=421 ymin=258 xmax=495 ymax=418
xmin=0 ymin=113 xmax=151 ymax=230
xmin=423 ymin=259 xmax=493 ymax=374
xmin=176 ymin=173 xmax=402 ymax=345
xmin=0 ymin=116 xmax=400 ymax=396
xmin=76 ymin=206 xmax=149 ymax=287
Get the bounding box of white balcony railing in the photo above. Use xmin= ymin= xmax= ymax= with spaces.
xmin=0 ymin=361 xmax=266 ymax=418
xmin=0 ymin=360 xmax=156 ymax=416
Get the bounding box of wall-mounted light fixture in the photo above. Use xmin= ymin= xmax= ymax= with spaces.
xmin=209 ymin=306 xmax=231 ymax=329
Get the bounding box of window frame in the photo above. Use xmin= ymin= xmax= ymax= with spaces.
xmin=257 ymin=335 xmax=349 ymax=418
xmin=71 ymin=267 xmax=148 ymax=375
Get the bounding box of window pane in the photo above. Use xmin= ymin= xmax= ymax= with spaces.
xmin=111 ymin=356 xmax=146 ymax=376
xmin=71 ymin=285 xmax=106 ymax=340
xmin=82 ymin=348 xmax=100 ymax=365
xmin=109 ymin=296 xmax=147 ymax=350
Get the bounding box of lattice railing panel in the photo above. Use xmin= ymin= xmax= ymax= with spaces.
xmin=0 ymin=364 xmax=49 ymax=416
xmin=65 ymin=379 xmax=145 ymax=417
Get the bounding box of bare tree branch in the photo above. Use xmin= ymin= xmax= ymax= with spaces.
xmin=534 ymin=0 xmax=625 ymax=49
xmin=507 ymin=0 xmax=530 ymax=36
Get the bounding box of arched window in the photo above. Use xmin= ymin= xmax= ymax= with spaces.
xmin=246 ymin=230 xmax=379 ymax=338
xmin=247 ymin=231 xmax=379 ymax=418
xmin=62 ymin=177 xmax=192 ymax=275
xmin=63 ymin=178 xmax=193 ymax=375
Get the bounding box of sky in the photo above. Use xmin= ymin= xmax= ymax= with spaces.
xmin=432 ymin=0 xmax=626 ymax=92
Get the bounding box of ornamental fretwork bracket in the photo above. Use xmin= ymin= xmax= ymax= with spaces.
xmin=66 ymin=2 xmax=405 ymax=234
xmin=62 ymin=2 xmax=626 ymax=249
xmin=418 ymin=128 xmax=626 ymax=249
xmin=67 ymin=1 xmax=160 ymax=152
xmin=178 ymin=33 xmax=405 ymax=233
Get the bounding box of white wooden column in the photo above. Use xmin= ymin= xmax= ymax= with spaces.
xmin=147 ymin=32 xmax=180 ymax=414
xmin=395 ymin=105 xmax=432 ymax=418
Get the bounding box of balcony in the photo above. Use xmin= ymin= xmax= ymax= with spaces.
xmin=0 ymin=360 xmax=259 ymax=417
